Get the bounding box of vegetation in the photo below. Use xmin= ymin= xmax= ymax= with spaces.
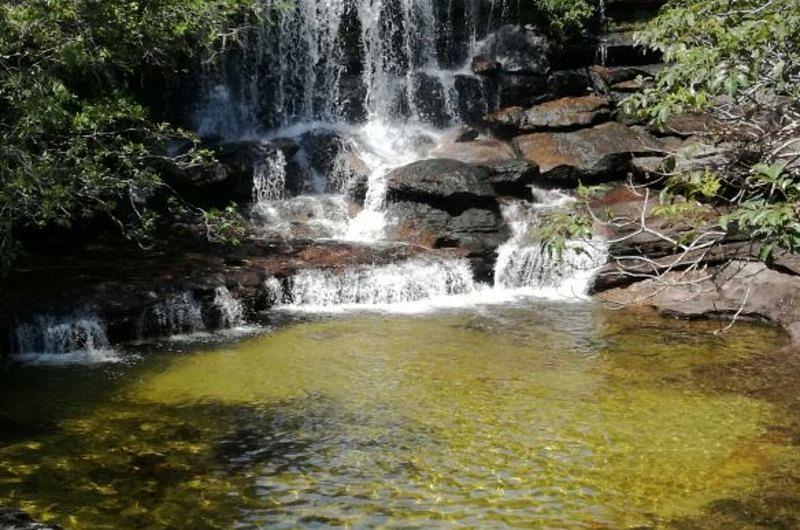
xmin=0 ymin=0 xmax=262 ymax=271
xmin=624 ymin=0 xmax=800 ymax=259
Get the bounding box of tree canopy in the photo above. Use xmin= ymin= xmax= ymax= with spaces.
xmin=0 ymin=0 xmax=262 ymax=269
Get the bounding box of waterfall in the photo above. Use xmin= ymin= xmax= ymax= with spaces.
xmin=213 ymin=287 xmax=246 ymax=328
xmin=494 ymin=199 xmax=607 ymax=299
xmin=10 ymin=313 xmax=117 ymax=364
xmin=278 ymin=257 xmax=477 ymax=309
xmin=196 ymin=0 xmax=507 ymax=137
xmin=137 ymin=292 xmax=206 ymax=338
xmin=252 ymin=150 xmax=287 ymax=202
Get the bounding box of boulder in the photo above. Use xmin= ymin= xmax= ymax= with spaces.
xmin=477 ymin=160 xmax=540 ymax=198
xmin=385 ymin=159 xmax=497 ymax=213
xmin=485 ymin=95 xmax=612 ymax=136
xmin=478 ymin=25 xmax=551 ymax=75
xmin=384 ymin=201 xmax=508 ymax=255
xmin=512 ymin=122 xmax=666 ymax=187
xmin=430 ymin=139 xmax=517 ymax=166
xmin=471 ymin=56 xmax=502 ymax=76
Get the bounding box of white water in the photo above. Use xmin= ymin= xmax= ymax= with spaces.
xmin=213 ymin=287 xmax=246 ymax=329
xmin=494 ymin=199 xmax=607 ymax=300
xmin=137 ymin=291 xmax=206 ymax=338
xmin=10 ymin=313 xmax=118 ymax=365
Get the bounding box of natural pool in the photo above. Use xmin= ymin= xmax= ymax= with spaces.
xmin=1 ymin=302 xmax=799 ymax=529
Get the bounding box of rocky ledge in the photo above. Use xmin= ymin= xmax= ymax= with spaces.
xmin=0 ymin=235 xmax=460 ymax=361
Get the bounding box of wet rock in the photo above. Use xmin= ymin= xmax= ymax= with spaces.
xmin=479 ymin=25 xmax=551 ymax=76
xmin=0 ymin=508 xmax=61 ymax=530
xmin=385 ymin=201 xmax=508 ymax=255
xmin=454 ymin=75 xmax=490 ymax=126
xmin=337 ymin=152 xmax=371 ymax=204
xmin=547 ymin=69 xmax=593 ymax=97
xmin=410 ymin=72 xmax=451 ymax=128
xmin=169 ymin=139 xmax=287 ymax=205
xmin=454 ymin=127 xmax=479 ymax=143
xmin=430 ymin=139 xmax=517 ymax=166
xmin=512 ymin=122 xmax=666 ymax=187
xmin=385 ymin=159 xmax=497 ymax=213
xmin=471 ymin=55 xmax=502 ymax=76
xmin=477 ymin=160 xmax=540 ymax=199
xmin=485 ymin=95 xmax=612 ymax=136
xmin=338 ymin=73 xmax=368 ymax=123
xmin=497 ymin=73 xmax=550 ymax=109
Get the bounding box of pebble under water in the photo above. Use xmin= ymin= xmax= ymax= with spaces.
xmin=1 ymin=303 xmax=799 ymax=529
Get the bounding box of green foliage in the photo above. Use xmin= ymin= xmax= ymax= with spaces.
xmin=625 ymin=0 xmax=800 ymax=123
xmin=533 ymin=0 xmax=598 ymax=39
xmin=534 ymin=210 xmax=593 ymax=258
xmin=0 ymin=0 xmax=262 ymax=271
xmin=625 ymin=0 xmax=800 ymax=261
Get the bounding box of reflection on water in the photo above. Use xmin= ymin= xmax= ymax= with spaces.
xmin=0 ymin=304 xmax=798 ymax=529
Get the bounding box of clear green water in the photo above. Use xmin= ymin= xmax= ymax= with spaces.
xmin=1 ymin=303 xmax=798 ymax=529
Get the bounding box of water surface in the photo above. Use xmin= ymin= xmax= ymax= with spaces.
xmin=1 ymin=303 xmax=798 ymax=529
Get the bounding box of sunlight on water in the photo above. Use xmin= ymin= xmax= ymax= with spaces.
xmin=0 ymin=306 xmax=796 ymax=529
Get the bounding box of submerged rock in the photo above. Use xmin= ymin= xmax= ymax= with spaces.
xmin=512 ymin=122 xmax=665 ymax=187
xmin=0 ymin=508 xmax=61 ymax=530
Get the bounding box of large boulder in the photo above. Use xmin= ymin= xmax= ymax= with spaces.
xmin=486 ymin=95 xmax=611 ymax=136
xmin=0 ymin=508 xmax=62 ymax=530
xmin=478 ymin=25 xmax=551 ymax=75
xmin=385 ymin=159 xmax=497 ymax=213
xmin=512 ymin=122 xmax=665 ymax=187
xmin=383 ymin=159 xmax=509 ymax=265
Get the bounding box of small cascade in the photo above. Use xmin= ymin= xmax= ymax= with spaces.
xmin=494 ymin=199 xmax=607 ymax=298
xmin=138 ymin=292 xmax=206 ymax=338
xmin=213 ymin=287 xmax=246 ymax=328
xmin=10 ymin=313 xmax=116 ymax=364
xmin=252 ymin=150 xmax=287 ymax=202
xmin=597 ymin=0 xmax=609 ymax=66
xmin=279 ymin=258 xmax=477 ymax=308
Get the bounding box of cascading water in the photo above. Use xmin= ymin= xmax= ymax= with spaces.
xmin=494 ymin=196 xmax=607 ymax=299
xmin=137 ymin=292 xmax=206 ymax=339
xmin=197 ymin=0 xmax=506 ymax=134
xmin=213 ymin=287 xmax=246 ymax=328
xmin=279 ymin=257 xmax=477 ymax=309
xmin=10 ymin=313 xmax=117 ymax=364
xmin=193 ymin=0 xmax=608 ymax=313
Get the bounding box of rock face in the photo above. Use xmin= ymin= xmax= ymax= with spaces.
xmin=512 ymin=122 xmax=665 ymax=187
xmin=486 ymin=95 xmax=612 ymax=136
